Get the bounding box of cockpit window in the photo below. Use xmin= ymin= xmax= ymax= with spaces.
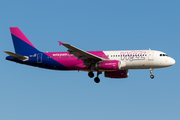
xmin=160 ymin=54 xmax=168 ymax=57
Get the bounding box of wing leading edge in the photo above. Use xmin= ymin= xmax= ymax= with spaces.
xmin=58 ymin=41 xmax=107 ymax=67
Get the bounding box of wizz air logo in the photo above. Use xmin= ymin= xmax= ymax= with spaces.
xmin=120 ymin=51 xmax=147 ymax=62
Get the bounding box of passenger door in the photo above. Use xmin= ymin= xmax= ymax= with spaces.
xmin=148 ymin=50 xmax=154 ymax=61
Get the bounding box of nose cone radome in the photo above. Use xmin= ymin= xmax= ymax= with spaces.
xmin=169 ymin=58 xmax=175 ymax=66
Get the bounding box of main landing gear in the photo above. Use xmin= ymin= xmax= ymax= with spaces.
xmin=88 ymin=71 xmax=94 ymax=78
xmin=150 ymin=68 xmax=154 ymax=79
xmin=88 ymin=71 xmax=102 ymax=83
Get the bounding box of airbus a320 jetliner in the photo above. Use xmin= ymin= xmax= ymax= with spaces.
xmin=5 ymin=27 xmax=175 ymax=83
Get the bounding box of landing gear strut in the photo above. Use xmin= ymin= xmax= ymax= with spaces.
xmin=88 ymin=64 xmax=102 ymax=83
xmin=88 ymin=64 xmax=95 ymax=78
xmin=94 ymin=71 xmax=102 ymax=83
xmin=88 ymin=71 xmax=102 ymax=83
xmin=150 ymin=68 xmax=154 ymax=79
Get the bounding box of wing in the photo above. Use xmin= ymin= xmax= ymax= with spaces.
xmin=59 ymin=41 xmax=107 ymax=67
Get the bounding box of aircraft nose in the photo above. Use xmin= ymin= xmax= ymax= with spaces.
xmin=169 ymin=58 xmax=175 ymax=66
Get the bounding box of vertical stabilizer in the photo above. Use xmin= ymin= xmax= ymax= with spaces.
xmin=10 ymin=27 xmax=40 ymax=55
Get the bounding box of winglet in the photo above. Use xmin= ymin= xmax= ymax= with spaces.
xmin=58 ymin=41 xmax=63 ymax=46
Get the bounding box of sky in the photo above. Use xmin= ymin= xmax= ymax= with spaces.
xmin=0 ymin=0 xmax=180 ymax=120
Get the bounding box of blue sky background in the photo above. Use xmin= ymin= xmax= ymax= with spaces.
xmin=0 ymin=0 xmax=180 ymax=120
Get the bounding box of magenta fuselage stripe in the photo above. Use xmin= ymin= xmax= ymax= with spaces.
xmin=10 ymin=27 xmax=36 ymax=48
xmin=44 ymin=51 xmax=108 ymax=70
xmin=44 ymin=52 xmax=83 ymax=70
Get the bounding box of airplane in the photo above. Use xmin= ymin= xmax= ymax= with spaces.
xmin=4 ymin=27 xmax=175 ymax=83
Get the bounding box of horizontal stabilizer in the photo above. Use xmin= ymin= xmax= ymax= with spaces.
xmin=4 ymin=51 xmax=29 ymax=61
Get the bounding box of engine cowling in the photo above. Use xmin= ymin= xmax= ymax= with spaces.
xmin=104 ymin=70 xmax=129 ymax=78
xmin=95 ymin=60 xmax=121 ymax=70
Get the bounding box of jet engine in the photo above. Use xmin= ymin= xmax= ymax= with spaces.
xmin=104 ymin=69 xmax=129 ymax=78
xmin=95 ymin=60 xmax=121 ymax=70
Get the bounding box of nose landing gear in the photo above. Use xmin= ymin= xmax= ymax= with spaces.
xmin=150 ymin=68 xmax=154 ymax=79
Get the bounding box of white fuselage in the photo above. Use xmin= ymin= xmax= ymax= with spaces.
xmin=103 ymin=50 xmax=175 ymax=70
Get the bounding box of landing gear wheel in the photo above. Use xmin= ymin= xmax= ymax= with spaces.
xmin=149 ymin=68 xmax=154 ymax=79
xmin=150 ymin=75 xmax=154 ymax=79
xmin=88 ymin=72 xmax=94 ymax=78
xmin=94 ymin=77 xmax=100 ymax=83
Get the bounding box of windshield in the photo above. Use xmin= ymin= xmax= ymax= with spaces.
xmin=160 ymin=54 xmax=168 ymax=56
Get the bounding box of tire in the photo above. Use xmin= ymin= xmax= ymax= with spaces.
xmin=88 ymin=72 xmax=94 ymax=78
xmin=150 ymin=75 xmax=154 ymax=79
xmin=94 ymin=77 xmax=100 ymax=83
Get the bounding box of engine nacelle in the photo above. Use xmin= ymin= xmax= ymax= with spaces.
xmin=104 ymin=70 xmax=129 ymax=78
xmin=95 ymin=60 xmax=121 ymax=70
